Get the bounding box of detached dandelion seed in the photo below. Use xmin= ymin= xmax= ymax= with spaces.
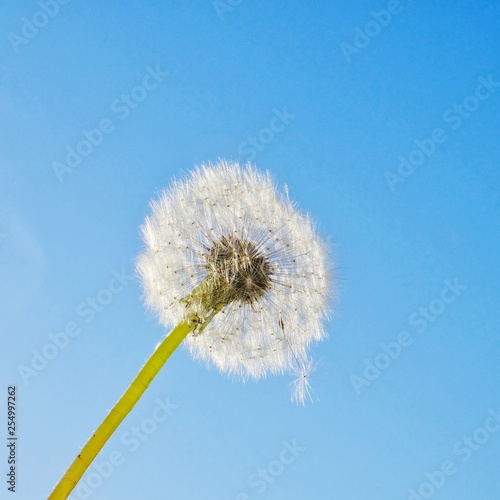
xmin=291 ymin=358 xmax=320 ymax=406
xmin=49 ymin=160 xmax=333 ymax=499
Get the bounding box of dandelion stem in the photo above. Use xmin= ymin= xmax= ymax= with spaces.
xmin=48 ymin=317 xmax=198 ymax=500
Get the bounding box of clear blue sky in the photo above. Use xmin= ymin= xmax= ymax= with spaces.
xmin=1 ymin=1 xmax=499 ymax=499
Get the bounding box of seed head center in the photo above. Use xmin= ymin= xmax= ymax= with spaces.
xmin=204 ymin=235 xmax=272 ymax=306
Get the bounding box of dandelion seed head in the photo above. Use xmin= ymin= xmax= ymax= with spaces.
xmin=137 ymin=160 xmax=332 ymax=386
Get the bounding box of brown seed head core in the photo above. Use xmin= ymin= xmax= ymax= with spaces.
xmin=203 ymin=234 xmax=272 ymax=308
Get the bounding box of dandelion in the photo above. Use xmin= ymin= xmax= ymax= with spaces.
xmin=49 ymin=160 xmax=332 ymax=499
xmin=138 ymin=161 xmax=331 ymax=384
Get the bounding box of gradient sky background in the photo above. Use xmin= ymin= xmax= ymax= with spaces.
xmin=1 ymin=1 xmax=500 ymax=499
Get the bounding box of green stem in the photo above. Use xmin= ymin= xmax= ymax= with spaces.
xmin=48 ymin=317 xmax=197 ymax=500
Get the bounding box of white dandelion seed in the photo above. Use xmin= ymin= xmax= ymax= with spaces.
xmin=137 ymin=160 xmax=332 ymax=402
xmin=290 ymin=358 xmax=321 ymax=406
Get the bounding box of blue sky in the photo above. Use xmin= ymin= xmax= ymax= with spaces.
xmin=1 ymin=1 xmax=499 ymax=499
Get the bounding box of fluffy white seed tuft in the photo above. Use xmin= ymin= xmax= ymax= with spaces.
xmin=137 ymin=160 xmax=332 ymax=400
xmin=290 ymin=358 xmax=320 ymax=406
